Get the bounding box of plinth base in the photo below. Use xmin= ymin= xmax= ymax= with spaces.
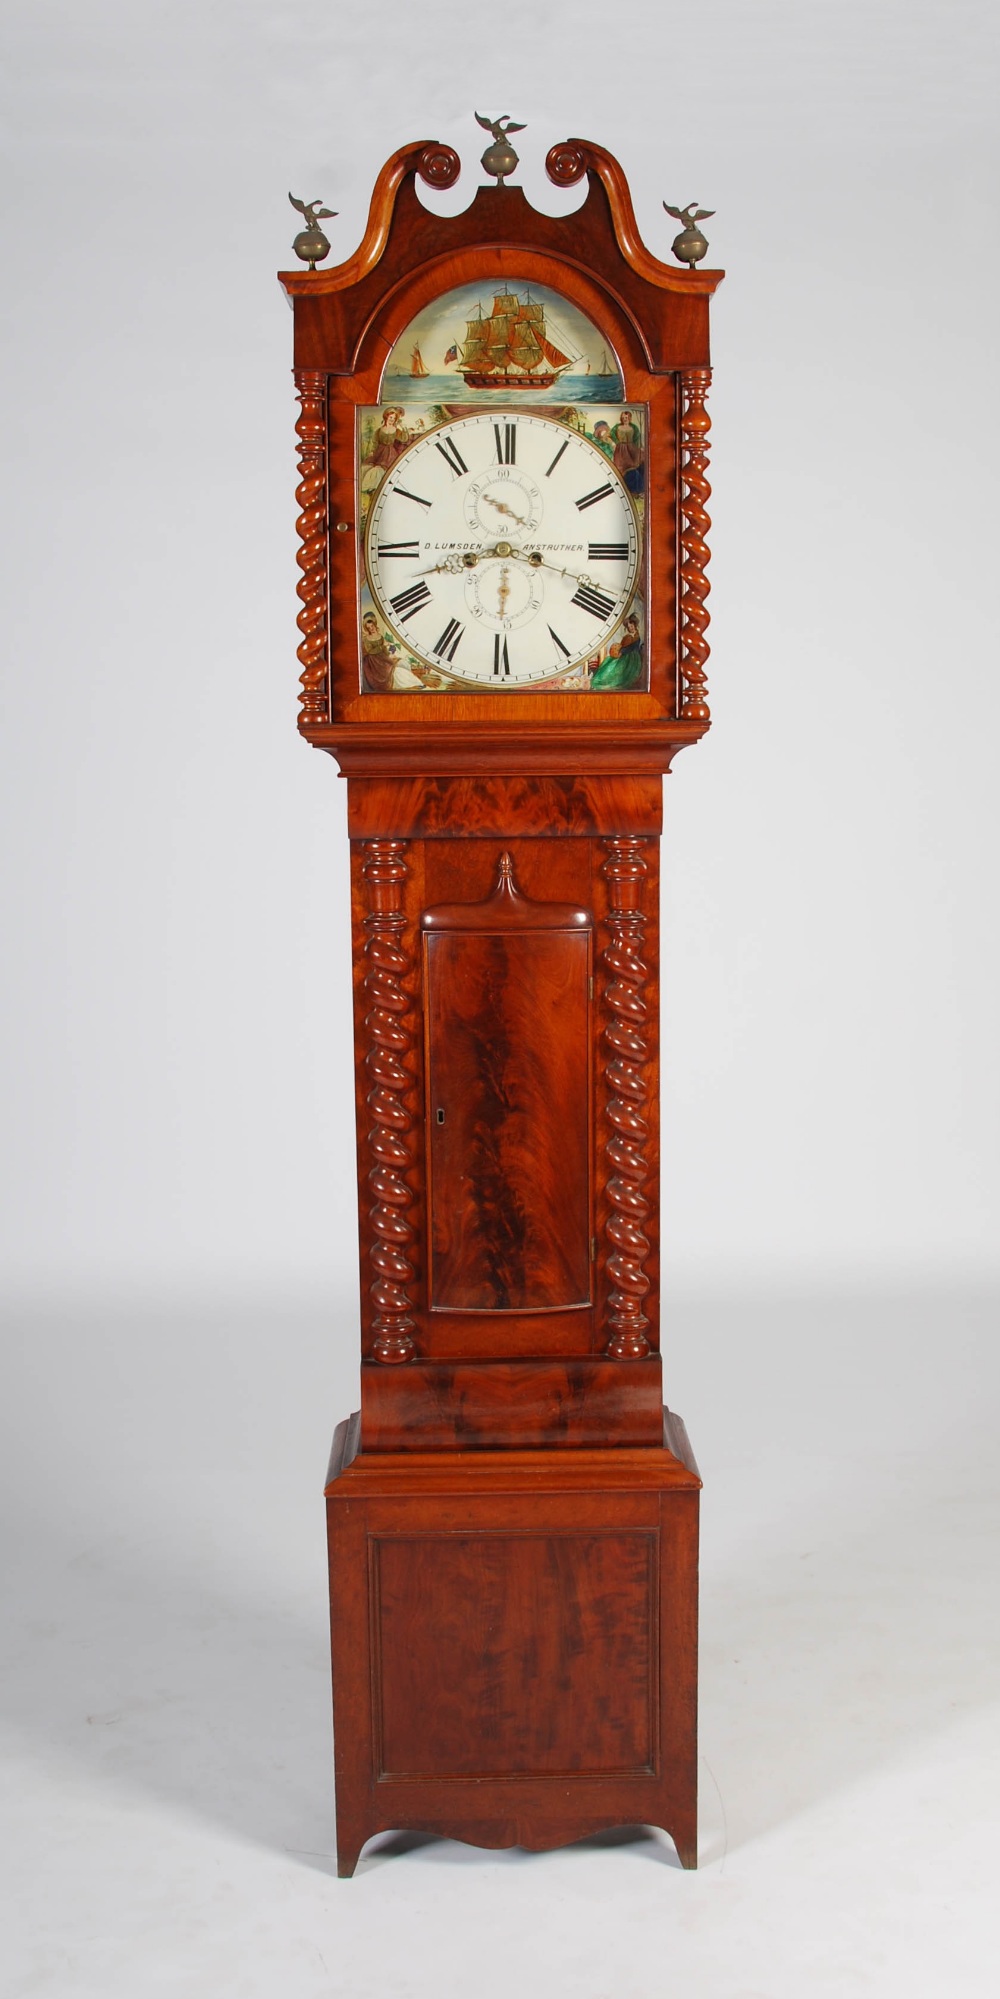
xmin=325 ymin=1408 xmax=701 ymax=1876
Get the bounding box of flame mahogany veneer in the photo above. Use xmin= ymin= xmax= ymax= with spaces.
xmin=280 ymin=135 xmax=723 ymax=1875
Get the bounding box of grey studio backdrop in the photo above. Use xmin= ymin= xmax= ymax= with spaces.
xmin=1 ymin=4 xmax=998 ymax=1997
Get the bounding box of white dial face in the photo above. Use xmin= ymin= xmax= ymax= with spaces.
xmin=364 ymin=412 xmax=641 ymax=687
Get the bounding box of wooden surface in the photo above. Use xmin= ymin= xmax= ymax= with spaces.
xmin=375 ymin=1530 xmax=655 ymax=1774
xmin=425 ymin=927 xmax=592 ymax=1310
xmin=346 ymin=773 xmax=663 ymax=840
xmin=359 ymin=1355 xmax=664 ymax=1451
xmin=320 ymin=722 xmax=707 ymax=776
xmin=326 ymin=1409 xmax=700 ymax=1875
xmin=423 ymin=856 xmax=592 ymax=1315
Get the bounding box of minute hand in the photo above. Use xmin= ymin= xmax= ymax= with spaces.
xmin=518 ymin=548 xmax=602 ymax=590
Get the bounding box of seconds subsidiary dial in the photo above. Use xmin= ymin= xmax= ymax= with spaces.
xmin=364 ymin=412 xmax=641 ymax=686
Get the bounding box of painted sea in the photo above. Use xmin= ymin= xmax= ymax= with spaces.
xmin=382 ymin=371 xmax=624 ymax=405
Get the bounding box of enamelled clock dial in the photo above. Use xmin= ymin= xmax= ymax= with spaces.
xmin=364 ymin=411 xmax=641 ymax=686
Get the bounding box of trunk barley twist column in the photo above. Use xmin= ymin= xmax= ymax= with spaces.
xmin=362 ymin=840 xmax=417 ymax=1364
xmin=602 ymin=837 xmax=652 ymax=1360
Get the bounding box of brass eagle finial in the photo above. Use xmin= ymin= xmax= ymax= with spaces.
xmin=474 ymin=113 xmax=526 ymax=187
xmin=288 ymin=193 xmax=337 ymax=269
xmin=663 ymin=202 xmax=715 ymax=268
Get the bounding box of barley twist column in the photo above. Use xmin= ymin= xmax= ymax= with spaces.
xmin=362 ymin=841 xmax=416 ymax=1363
xmin=679 ymin=365 xmax=712 ymax=722
xmin=293 ymin=369 xmax=329 ymax=727
xmin=602 ymin=838 xmax=651 ymax=1360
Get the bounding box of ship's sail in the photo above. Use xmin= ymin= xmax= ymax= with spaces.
xmin=511 ymin=320 xmax=543 ymax=367
xmin=540 ymin=336 xmax=570 ymax=368
xmin=410 ymin=343 xmax=429 ymax=378
xmin=462 ymin=316 xmax=490 ymax=368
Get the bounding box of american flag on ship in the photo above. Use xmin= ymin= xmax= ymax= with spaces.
xmin=444 ymin=343 xmax=458 ymax=363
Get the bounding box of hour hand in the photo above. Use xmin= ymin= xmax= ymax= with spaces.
xmin=415 ymin=554 xmax=465 ymax=576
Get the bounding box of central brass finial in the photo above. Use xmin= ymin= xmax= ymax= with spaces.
xmin=475 ymin=113 xmax=525 ymax=187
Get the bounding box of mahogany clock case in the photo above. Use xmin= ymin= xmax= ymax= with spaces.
xmin=280 ymin=135 xmax=722 ymax=1875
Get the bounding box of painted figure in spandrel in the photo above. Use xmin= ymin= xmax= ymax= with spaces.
xmin=360 ymin=407 xmax=411 ymax=512
xmin=612 ymin=411 xmax=643 ymax=492
xmin=361 ymin=611 xmax=435 ymax=692
xmin=589 ymin=613 xmax=644 ymax=689
xmin=360 ymin=611 xmax=400 ymax=691
xmin=370 ymin=407 xmax=410 ymax=470
xmin=591 ymin=419 xmax=615 ymax=461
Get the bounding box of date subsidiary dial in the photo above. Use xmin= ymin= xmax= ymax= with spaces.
xmin=364 ymin=411 xmax=641 ymax=686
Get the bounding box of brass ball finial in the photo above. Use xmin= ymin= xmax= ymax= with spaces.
xmin=663 ymin=202 xmax=715 ymax=268
xmin=475 ymin=113 xmax=525 ymax=187
xmin=288 ymin=192 xmax=337 ymax=269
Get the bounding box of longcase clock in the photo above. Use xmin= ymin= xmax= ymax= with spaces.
xmin=279 ymin=126 xmax=722 ymax=1876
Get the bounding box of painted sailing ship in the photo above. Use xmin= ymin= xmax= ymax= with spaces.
xmin=410 ymin=344 xmax=429 ymax=379
xmin=457 ymin=289 xmax=576 ymax=390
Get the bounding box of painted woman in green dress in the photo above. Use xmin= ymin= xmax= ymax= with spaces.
xmin=589 ymin=613 xmax=643 ymax=689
